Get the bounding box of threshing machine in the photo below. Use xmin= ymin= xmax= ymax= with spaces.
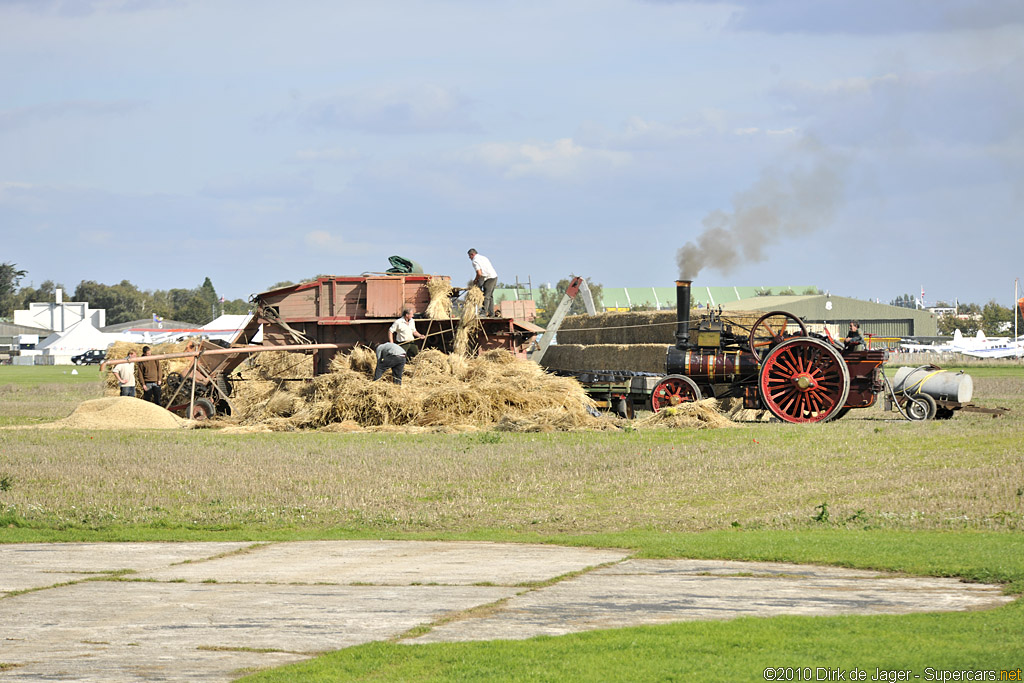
xmin=103 ymin=273 xmax=544 ymax=419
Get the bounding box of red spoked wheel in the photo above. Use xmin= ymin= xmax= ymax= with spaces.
xmin=748 ymin=311 xmax=808 ymax=361
xmin=650 ymin=374 xmax=702 ymax=413
xmin=758 ymin=337 xmax=849 ymax=423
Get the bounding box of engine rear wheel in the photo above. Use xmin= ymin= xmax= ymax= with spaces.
xmin=749 ymin=311 xmax=808 ymax=361
xmin=758 ymin=337 xmax=850 ymax=423
xmin=650 ymin=374 xmax=702 ymax=413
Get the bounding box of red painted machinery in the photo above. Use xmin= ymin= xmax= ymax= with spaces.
xmin=565 ymin=280 xmax=888 ymax=423
xmin=651 ymin=280 xmax=887 ymax=422
xmin=235 ymin=274 xmax=543 ymax=375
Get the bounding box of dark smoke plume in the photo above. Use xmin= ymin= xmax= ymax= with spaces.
xmin=677 ymin=138 xmax=846 ymax=280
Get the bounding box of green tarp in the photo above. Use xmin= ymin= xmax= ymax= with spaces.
xmin=386 ymin=255 xmax=424 ymax=274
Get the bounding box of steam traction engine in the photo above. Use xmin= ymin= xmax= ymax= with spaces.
xmin=601 ymin=280 xmax=887 ymax=423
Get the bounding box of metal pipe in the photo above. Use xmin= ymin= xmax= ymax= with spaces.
xmin=675 ymin=280 xmax=692 ymax=349
xmin=100 ymin=343 xmax=348 ymax=370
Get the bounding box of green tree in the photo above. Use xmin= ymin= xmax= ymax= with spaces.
xmin=980 ymin=300 xmax=1012 ymax=336
xmin=222 ymin=298 xmax=251 ymax=315
xmin=73 ymin=280 xmax=148 ymax=325
xmin=0 ymin=262 xmax=28 ymax=319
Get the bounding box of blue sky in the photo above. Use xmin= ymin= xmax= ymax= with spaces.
xmin=2 ymin=0 xmax=1022 ymax=307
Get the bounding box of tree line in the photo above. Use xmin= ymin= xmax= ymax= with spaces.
xmin=933 ymin=301 xmax=1023 ymax=337
xmin=1 ymin=262 xmax=250 ymax=326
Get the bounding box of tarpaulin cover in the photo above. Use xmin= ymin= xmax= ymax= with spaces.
xmin=386 ymin=255 xmax=424 ymax=274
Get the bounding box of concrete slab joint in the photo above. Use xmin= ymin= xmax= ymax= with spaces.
xmin=0 ymin=542 xmax=1013 ymax=682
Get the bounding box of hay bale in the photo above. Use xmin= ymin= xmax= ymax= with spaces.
xmin=539 ymin=344 xmax=667 ymax=373
xmin=103 ymin=340 xmax=192 ymax=396
xmin=557 ymin=309 xmax=769 ymax=345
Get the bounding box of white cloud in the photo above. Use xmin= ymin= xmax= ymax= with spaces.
xmin=303 ymin=229 xmax=372 ymax=256
xmin=465 ymin=138 xmax=631 ymax=181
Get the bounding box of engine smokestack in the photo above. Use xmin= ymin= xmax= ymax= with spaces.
xmin=675 ymin=280 xmax=691 ymax=349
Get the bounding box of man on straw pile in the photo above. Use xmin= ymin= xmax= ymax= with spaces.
xmin=467 ymin=248 xmax=498 ymax=317
xmin=113 ymin=351 xmax=137 ymax=397
xmin=137 ymin=345 xmax=162 ymax=405
xmin=374 ymin=342 xmax=407 ymax=385
xmin=388 ymin=308 xmax=425 ymax=359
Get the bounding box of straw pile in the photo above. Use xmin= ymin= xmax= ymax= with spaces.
xmin=632 ymin=398 xmax=736 ymax=430
xmin=102 ymin=340 xmax=198 ymax=395
xmin=426 ymin=277 xmax=453 ymax=319
xmin=453 ymin=287 xmax=484 ymax=356
xmin=225 ymin=350 xmax=316 ymax=422
xmin=229 ymin=347 xmax=610 ymax=432
xmin=557 ymin=310 xmax=767 ymax=345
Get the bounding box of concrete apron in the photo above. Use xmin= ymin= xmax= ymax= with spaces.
xmin=0 ymin=541 xmax=1013 ymax=682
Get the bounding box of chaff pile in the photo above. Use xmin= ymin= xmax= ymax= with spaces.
xmin=230 ymin=348 xmax=610 ymax=432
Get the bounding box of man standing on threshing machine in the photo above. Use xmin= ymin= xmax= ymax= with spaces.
xmin=389 ymin=308 xmax=425 ymax=359
xmin=467 ymin=248 xmax=498 ymax=317
xmin=137 ymin=346 xmax=163 ymax=405
xmin=374 ymin=342 xmax=408 ymax=385
xmin=113 ymin=351 xmax=137 ymax=397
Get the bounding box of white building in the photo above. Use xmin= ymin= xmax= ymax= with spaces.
xmin=13 ymin=288 xmax=105 ymax=332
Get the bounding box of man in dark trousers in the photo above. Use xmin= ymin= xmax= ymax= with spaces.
xmin=374 ymin=342 xmax=408 ymax=385
xmin=467 ymin=248 xmax=498 ymax=317
xmin=137 ymin=345 xmax=163 ymax=405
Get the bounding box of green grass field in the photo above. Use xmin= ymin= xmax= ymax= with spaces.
xmin=1 ymin=364 xmax=1022 ymax=681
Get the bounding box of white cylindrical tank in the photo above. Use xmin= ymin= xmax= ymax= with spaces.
xmin=893 ymin=366 xmax=973 ymax=403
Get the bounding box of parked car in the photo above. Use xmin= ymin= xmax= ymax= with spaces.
xmin=71 ymin=349 xmax=107 ymax=365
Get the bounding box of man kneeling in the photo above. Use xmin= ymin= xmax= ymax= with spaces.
xmin=374 ymin=342 xmax=407 ymax=385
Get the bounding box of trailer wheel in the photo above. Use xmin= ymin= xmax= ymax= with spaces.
xmin=189 ymin=398 xmax=216 ymax=420
xmin=650 ymin=374 xmax=702 ymax=412
xmin=758 ymin=337 xmax=850 ymax=423
xmin=905 ymin=394 xmax=937 ymax=421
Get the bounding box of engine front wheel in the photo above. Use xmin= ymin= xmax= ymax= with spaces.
xmin=650 ymin=374 xmax=702 ymax=413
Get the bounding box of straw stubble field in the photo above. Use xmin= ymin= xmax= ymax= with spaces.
xmin=0 ymin=365 xmax=1022 ymax=535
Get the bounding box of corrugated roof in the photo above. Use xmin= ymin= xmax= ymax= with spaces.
xmin=495 ymin=285 xmax=817 ymax=309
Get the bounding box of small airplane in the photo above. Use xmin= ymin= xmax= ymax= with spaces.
xmin=900 ymin=329 xmax=1015 ymax=355
xmin=959 ymin=335 xmax=1024 ymax=359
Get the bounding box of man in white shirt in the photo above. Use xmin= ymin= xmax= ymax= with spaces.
xmin=388 ymin=308 xmax=425 ymax=358
xmin=467 ymin=248 xmax=498 ymax=316
xmin=113 ymin=351 xmax=138 ymax=397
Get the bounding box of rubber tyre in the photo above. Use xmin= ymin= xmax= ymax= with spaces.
xmin=906 ymin=394 xmax=937 ymax=421
xmin=190 ymin=397 xmax=216 ymax=420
